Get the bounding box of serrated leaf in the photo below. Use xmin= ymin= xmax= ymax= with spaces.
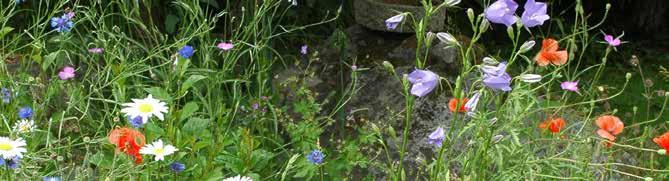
xmin=183 ymin=117 xmax=210 ymax=133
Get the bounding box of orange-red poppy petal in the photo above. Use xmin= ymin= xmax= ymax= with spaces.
xmin=597 ymin=129 xmax=616 ymax=141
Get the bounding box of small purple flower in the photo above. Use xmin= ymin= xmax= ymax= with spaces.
xmin=50 ymin=13 xmax=74 ymax=33
xmin=128 ymin=116 xmax=144 ymax=128
xmin=521 ymin=0 xmax=549 ymax=27
xmin=484 ymin=0 xmax=518 ymax=27
xmin=464 ymin=92 xmax=480 ymax=112
xmin=427 ymin=127 xmax=445 ymax=147
xmin=482 ymin=62 xmax=512 ymax=91
xmin=43 ymin=176 xmax=62 ymax=181
xmin=407 ymin=69 xmax=439 ymax=97
xmin=385 ymin=14 xmax=405 ymax=30
xmin=1 ymin=88 xmax=11 ymax=104
xmin=170 ymin=162 xmax=186 ymax=173
xmin=18 ymin=106 xmax=33 ymax=119
xmin=351 ymin=64 xmax=358 ymax=71
xmin=251 ymin=102 xmax=260 ymax=110
xmin=306 ymin=149 xmax=325 ymax=165
xmin=561 ymin=81 xmax=579 ymax=92
xmin=300 ymin=45 xmax=308 ymax=55
xmin=178 ymin=45 xmax=194 ymax=59
xmin=604 ymin=34 xmax=621 ymax=47
xmin=88 ymin=48 xmax=104 ymax=54
xmin=6 ymin=156 xmax=20 ymax=169
xmin=217 ymin=42 xmax=234 ymax=50
xmin=58 ymin=66 xmax=76 ymax=80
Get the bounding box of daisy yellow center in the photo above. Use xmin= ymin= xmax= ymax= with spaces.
xmin=154 ymin=148 xmax=164 ymax=155
xmin=138 ymin=103 xmax=154 ymax=113
xmin=0 ymin=143 xmax=13 ymax=151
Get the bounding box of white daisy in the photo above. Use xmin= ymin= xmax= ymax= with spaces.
xmin=120 ymin=94 xmax=168 ymax=123
xmin=0 ymin=137 xmax=27 ymax=159
xmin=13 ymin=119 xmax=35 ymax=134
xmin=139 ymin=139 xmax=178 ymax=161
xmin=223 ymin=175 xmax=253 ymax=181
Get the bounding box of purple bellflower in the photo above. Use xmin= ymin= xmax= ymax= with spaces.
xmin=521 ymin=0 xmax=550 ymax=27
xmin=385 ymin=14 xmax=405 ymax=30
xmin=484 ymin=0 xmax=518 ymax=27
xmin=407 ymin=69 xmax=439 ymax=97
xmin=427 ymin=127 xmax=445 ymax=147
xmin=482 ymin=62 xmax=512 ymax=91
xmin=561 ymin=81 xmax=579 ymax=92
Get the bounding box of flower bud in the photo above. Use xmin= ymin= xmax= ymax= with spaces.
xmin=606 ymin=3 xmax=611 ymax=11
xmin=644 ymin=177 xmax=654 ymax=181
xmin=482 ymin=57 xmax=498 ymax=65
xmin=467 ymin=8 xmax=475 ymax=23
xmin=518 ymin=74 xmax=542 ymax=83
xmin=426 ymin=32 xmax=436 ymax=45
xmin=658 ymin=149 xmax=666 ymax=155
xmin=443 ymin=0 xmax=461 ymax=6
xmin=479 ymin=19 xmax=490 ymax=33
xmin=518 ymin=40 xmax=536 ymax=53
xmin=382 ymin=61 xmax=395 ymax=73
xmin=492 ymin=135 xmax=504 ymax=143
xmin=665 ymin=91 xmax=669 ymax=97
xmin=506 ymin=26 xmax=515 ymax=40
xmin=490 ymin=117 xmax=498 ymax=125
xmin=626 ymin=73 xmax=632 ymax=80
xmin=437 ymin=32 xmax=459 ymax=46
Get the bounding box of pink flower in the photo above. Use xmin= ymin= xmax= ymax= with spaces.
xmin=88 ymin=48 xmax=104 ymax=54
xmin=58 ymin=66 xmax=76 ymax=80
xmin=604 ymin=34 xmax=621 ymax=47
xmin=216 ymin=42 xmax=234 ymax=51
xmin=561 ymin=81 xmax=578 ymax=92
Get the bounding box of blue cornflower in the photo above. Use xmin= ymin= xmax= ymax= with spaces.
xmin=6 ymin=156 xmax=21 ymax=169
xmin=170 ymin=162 xmax=186 ymax=173
xmin=50 ymin=13 xmax=74 ymax=33
xmin=178 ymin=45 xmax=194 ymax=59
xmin=18 ymin=106 xmax=33 ymax=119
xmin=306 ymin=149 xmax=325 ymax=165
xmin=43 ymin=176 xmax=62 ymax=181
xmin=128 ymin=116 xmax=144 ymax=128
xmin=1 ymin=88 xmax=11 ymax=103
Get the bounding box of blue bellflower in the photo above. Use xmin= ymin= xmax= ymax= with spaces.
xmin=51 ymin=13 xmax=74 ymax=33
xmin=18 ymin=106 xmax=33 ymax=119
xmin=170 ymin=162 xmax=186 ymax=173
xmin=306 ymin=149 xmax=325 ymax=165
xmin=178 ymin=45 xmax=195 ymax=59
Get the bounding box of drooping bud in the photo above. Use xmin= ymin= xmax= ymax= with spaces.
xmin=518 ymin=40 xmax=536 ymax=53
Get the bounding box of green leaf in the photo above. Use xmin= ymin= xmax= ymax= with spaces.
xmin=0 ymin=27 xmax=14 ymax=39
xmin=183 ymin=117 xmax=210 ymax=133
xmin=145 ymin=121 xmax=166 ymax=135
xmin=180 ymin=102 xmax=199 ymax=121
xmin=42 ymin=51 xmax=59 ymax=71
xmin=165 ymin=14 xmax=179 ymax=34
xmin=180 ymin=74 xmax=206 ymax=94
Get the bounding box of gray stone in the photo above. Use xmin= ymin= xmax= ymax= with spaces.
xmin=354 ymin=0 xmax=447 ymax=33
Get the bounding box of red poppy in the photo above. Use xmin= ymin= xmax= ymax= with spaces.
xmin=653 ymin=132 xmax=669 ymax=151
xmin=448 ymin=98 xmax=469 ymax=113
xmin=535 ymin=38 xmax=568 ymax=66
xmin=108 ymin=127 xmax=146 ymax=164
xmin=539 ymin=117 xmax=566 ymax=133
xmin=595 ymin=115 xmax=624 ymax=144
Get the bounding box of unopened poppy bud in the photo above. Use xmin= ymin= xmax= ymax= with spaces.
xmin=644 ymin=177 xmax=654 ymax=181
xmin=658 ymin=149 xmax=667 ymax=155
xmin=518 ymin=40 xmax=535 ymax=53
xmin=626 ymin=73 xmax=632 ymax=80
xmin=605 ymin=4 xmax=611 ymax=11
xmin=633 ymin=106 xmax=638 ymax=113
xmin=665 ymin=92 xmax=669 ymax=97
xmin=466 ymin=8 xmax=475 ymax=23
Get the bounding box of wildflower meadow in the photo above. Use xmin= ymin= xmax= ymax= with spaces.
xmin=1 ymin=0 xmax=669 ymax=180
